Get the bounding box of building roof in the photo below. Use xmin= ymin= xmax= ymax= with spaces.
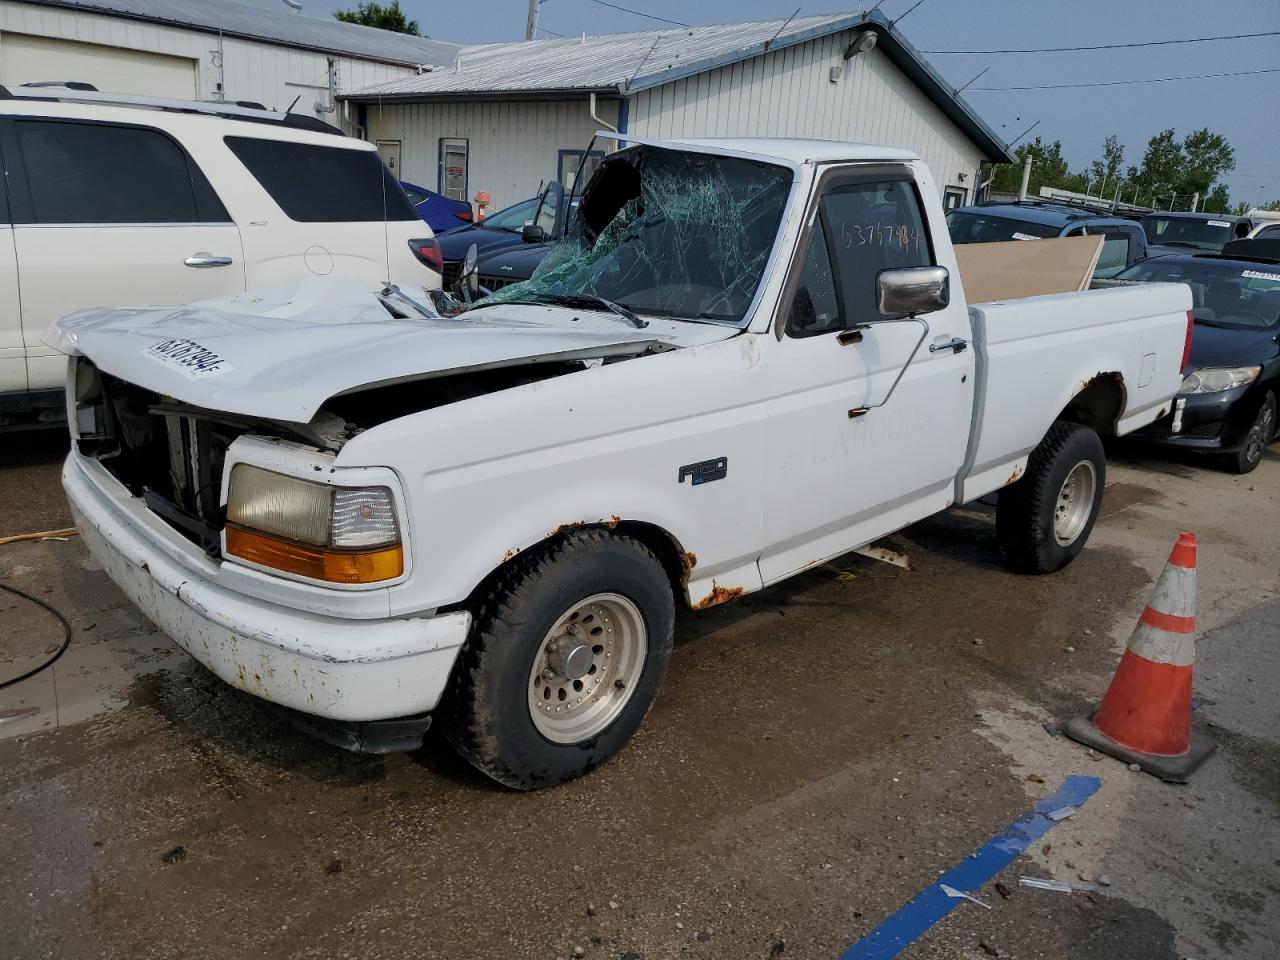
xmin=19 ymin=0 xmax=460 ymax=67
xmin=632 ymin=135 xmax=921 ymax=168
xmin=343 ymin=10 xmax=1013 ymax=163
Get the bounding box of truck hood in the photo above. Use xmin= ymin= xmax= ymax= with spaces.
xmin=44 ymin=276 xmax=735 ymax=423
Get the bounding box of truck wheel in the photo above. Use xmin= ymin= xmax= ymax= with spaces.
xmin=997 ymin=421 xmax=1106 ymax=574
xmin=440 ymin=529 xmax=675 ymax=790
xmin=1221 ymin=390 xmax=1275 ymax=475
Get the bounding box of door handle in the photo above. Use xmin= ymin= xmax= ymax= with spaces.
xmin=184 ymin=253 xmax=233 ymax=268
xmin=929 ymin=337 xmax=968 ymax=354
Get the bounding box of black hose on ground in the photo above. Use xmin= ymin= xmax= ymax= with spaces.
xmin=0 ymin=581 xmax=73 ymax=690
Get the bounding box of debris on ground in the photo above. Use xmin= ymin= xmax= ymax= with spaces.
xmin=1018 ymin=876 xmax=1100 ymax=894
xmin=994 ymin=881 xmax=1013 ymax=899
xmin=697 ymin=927 xmax=714 ymax=942
xmin=1026 ymin=773 xmax=1045 ymax=783
xmin=160 ymin=845 xmax=186 ymax=864
xmin=940 ymin=884 xmax=991 ymax=909
xmin=324 ymin=859 xmax=343 ymax=876
xmin=768 ymin=939 xmax=786 ymax=958
xmin=979 ymin=942 xmax=1001 ymax=957
xmin=1047 ymin=805 xmax=1078 ymax=821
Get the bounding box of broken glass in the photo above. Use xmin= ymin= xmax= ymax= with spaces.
xmin=467 ymin=146 xmax=793 ymax=325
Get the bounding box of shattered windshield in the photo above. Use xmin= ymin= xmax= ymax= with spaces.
xmin=469 ymin=146 xmax=793 ymax=324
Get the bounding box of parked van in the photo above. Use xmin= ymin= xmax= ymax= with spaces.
xmin=0 ymin=83 xmax=440 ymax=429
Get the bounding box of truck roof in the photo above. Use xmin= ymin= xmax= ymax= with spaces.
xmin=675 ymin=137 xmax=920 ymax=165
xmin=960 ymin=203 xmax=1107 ymax=227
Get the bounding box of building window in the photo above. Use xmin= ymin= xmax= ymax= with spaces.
xmin=558 ymin=149 xmax=604 ymax=193
xmin=943 ymin=186 xmax=968 ymax=212
xmin=439 ymin=138 xmax=468 ymax=202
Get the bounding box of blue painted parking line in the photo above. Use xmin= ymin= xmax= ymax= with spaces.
xmin=839 ymin=774 xmax=1102 ymax=960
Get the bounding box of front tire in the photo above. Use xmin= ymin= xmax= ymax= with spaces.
xmin=440 ymin=529 xmax=675 ymax=790
xmin=997 ymin=421 xmax=1106 ymax=574
xmin=1222 ymin=390 xmax=1275 ymax=475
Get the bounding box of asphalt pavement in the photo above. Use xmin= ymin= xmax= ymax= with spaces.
xmin=1 ymin=436 xmax=1277 ymax=960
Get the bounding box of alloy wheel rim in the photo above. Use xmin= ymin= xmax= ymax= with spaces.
xmin=1245 ymin=403 xmax=1274 ymax=464
xmin=1053 ymin=460 xmax=1097 ymax=546
xmin=527 ymin=593 xmax=647 ymax=744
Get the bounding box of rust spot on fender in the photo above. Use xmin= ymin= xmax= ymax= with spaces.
xmin=236 ymin=664 xmax=247 ymax=685
xmin=548 ymin=520 xmax=587 ymax=538
xmin=607 ymin=515 xmax=623 ymax=528
xmin=684 ymin=552 xmax=697 ymax=569
xmin=693 ymin=580 xmax=745 ymax=609
xmin=502 ymin=548 xmax=519 ymax=563
xmin=1008 ymin=464 xmax=1023 ymax=484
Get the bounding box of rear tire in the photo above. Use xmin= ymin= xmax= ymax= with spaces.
xmin=1221 ymin=390 xmax=1275 ymax=475
xmin=440 ymin=529 xmax=675 ymax=790
xmin=997 ymin=421 xmax=1106 ymax=574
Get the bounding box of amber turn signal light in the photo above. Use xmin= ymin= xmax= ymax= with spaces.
xmin=225 ymin=526 xmax=403 ymax=584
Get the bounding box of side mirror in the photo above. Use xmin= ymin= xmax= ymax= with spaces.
xmin=877 ymin=266 xmax=950 ymax=316
xmin=457 ymin=243 xmax=480 ymax=303
xmin=522 ymin=224 xmax=546 ymax=244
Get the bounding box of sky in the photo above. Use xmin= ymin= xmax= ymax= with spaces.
xmin=254 ymin=0 xmax=1280 ymax=206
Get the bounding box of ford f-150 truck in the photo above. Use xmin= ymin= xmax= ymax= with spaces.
xmin=46 ymin=136 xmax=1193 ymax=789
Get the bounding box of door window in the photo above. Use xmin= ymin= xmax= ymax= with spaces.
xmin=558 ymin=149 xmax=604 ymax=193
xmin=439 ymin=138 xmax=468 ymax=202
xmin=787 ymin=218 xmax=842 ymax=335
xmin=788 ymin=175 xmax=931 ymax=335
xmin=15 ymin=119 xmax=227 ymax=224
xmin=943 ymin=185 xmax=967 ymax=211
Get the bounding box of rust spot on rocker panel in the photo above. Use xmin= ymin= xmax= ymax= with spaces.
xmin=693 ymin=580 xmax=745 ymax=610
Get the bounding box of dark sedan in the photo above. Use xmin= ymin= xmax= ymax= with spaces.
xmin=1115 ymin=253 xmax=1280 ymax=473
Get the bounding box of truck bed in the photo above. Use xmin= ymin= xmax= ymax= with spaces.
xmin=958 ymin=282 xmax=1192 ymax=503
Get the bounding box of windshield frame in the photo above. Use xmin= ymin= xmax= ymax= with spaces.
xmin=469 ymin=143 xmax=801 ymax=329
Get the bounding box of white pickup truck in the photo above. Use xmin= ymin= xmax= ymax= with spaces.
xmin=48 ymin=136 xmax=1193 ymax=789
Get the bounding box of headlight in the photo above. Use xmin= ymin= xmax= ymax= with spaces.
xmin=1177 ymin=366 xmax=1261 ymax=395
xmin=225 ymin=464 xmax=403 ymax=584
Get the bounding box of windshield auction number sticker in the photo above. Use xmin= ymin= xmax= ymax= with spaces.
xmin=145 ymin=338 xmax=233 ymax=379
xmin=1242 ymin=270 xmax=1280 ymax=282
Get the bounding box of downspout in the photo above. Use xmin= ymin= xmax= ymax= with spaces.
xmin=589 ymin=92 xmax=619 ymax=153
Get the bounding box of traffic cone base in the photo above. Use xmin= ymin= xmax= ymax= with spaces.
xmin=1064 ymin=714 xmax=1216 ymax=783
xmin=1064 ymin=531 xmax=1216 ymax=782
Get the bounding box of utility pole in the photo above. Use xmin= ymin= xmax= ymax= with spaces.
xmin=1018 ymin=154 xmax=1032 ymax=201
xmin=525 ymin=0 xmax=538 ymax=40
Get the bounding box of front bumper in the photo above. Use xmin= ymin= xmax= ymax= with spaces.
xmin=64 ymin=454 xmax=471 ymax=724
xmin=1132 ymin=386 xmax=1251 ymax=452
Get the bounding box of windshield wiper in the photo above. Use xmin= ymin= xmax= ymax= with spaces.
xmin=506 ymin=292 xmax=649 ymax=328
xmin=1160 ymin=241 xmax=1206 ymax=249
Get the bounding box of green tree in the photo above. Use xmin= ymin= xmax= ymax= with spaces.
xmin=1125 ymin=127 xmax=1235 ymax=209
xmin=991 ymin=137 xmax=1084 ymax=196
xmin=334 ymin=0 xmax=419 ymax=35
xmin=1200 ymin=183 xmax=1233 ymax=214
xmin=1087 ymin=134 xmax=1124 ymax=193
xmin=1263 ymin=198 xmax=1280 ymax=212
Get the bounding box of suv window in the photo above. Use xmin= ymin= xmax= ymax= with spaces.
xmin=225 ymin=136 xmax=416 ymax=223
xmin=1094 ymin=233 xmax=1131 ymax=278
xmin=15 ymin=119 xmax=228 ymax=225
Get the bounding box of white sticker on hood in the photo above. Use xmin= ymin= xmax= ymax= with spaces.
xmin=144 ymin=338 xmax=233 ymax=379
xmin=1243 ymin=269 xmax=1280 ymax=282
xmin=1207 ymin=220 xmax=1232 ymax=228
xmin=1011 ymin=232 xmax=1041 ymax=241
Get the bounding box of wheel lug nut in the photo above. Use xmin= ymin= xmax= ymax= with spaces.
xmin=614 ymin=678 xmax=626 ymax=690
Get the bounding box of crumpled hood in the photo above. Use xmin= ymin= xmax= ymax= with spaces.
xmin=45 ymin=276 xmax=733 ymax=423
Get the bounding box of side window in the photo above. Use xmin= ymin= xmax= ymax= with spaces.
xmin=1259 ymin=225 xmax=1280 ymax=240
xmin=15 ymin=119 xmax=227 ymax=225
xmin=823 ymin=178 xmax=933 ymax=325
xmin=225 ymin=136 xmax=416 ymax=223
xmin=787 ymin=218 xmax=841 ymax=335
xmin=1093 ymin=234 xmax=1131 ymax=278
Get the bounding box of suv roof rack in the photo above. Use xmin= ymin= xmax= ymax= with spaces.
xmin=0 ymin=83 xmax=343 ymax=137
xmin=992 ymin=197 xmax=1119 ymax=218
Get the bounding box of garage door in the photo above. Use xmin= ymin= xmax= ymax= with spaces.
xmin=0 ymin=33 xmax=197 ymax=98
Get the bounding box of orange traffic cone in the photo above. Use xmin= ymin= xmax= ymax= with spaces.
xmin=1065 ymin=532 xmax=1216 ymax=782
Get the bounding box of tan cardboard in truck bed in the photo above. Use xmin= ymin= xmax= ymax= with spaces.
xmin=954 ymin=235 xmax=1104 ymax=303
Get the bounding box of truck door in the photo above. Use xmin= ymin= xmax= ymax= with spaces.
xmin=759 ymin=165 xmax=975 ymax=584
xmin=4 ymin=117 xmax=245 ymax=394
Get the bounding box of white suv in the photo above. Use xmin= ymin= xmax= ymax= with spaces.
xmin=0 ymin=83 xmax=442 ymax=428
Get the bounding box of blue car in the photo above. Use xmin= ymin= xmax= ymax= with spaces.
xmin=400 ymin=180 xmax=473 ymax=234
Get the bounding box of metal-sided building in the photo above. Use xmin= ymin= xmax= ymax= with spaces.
xmin=0 ymin=0 xmax=458 ymax=139
xmin=347 ymin=11 xmax=1014 ymax=212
